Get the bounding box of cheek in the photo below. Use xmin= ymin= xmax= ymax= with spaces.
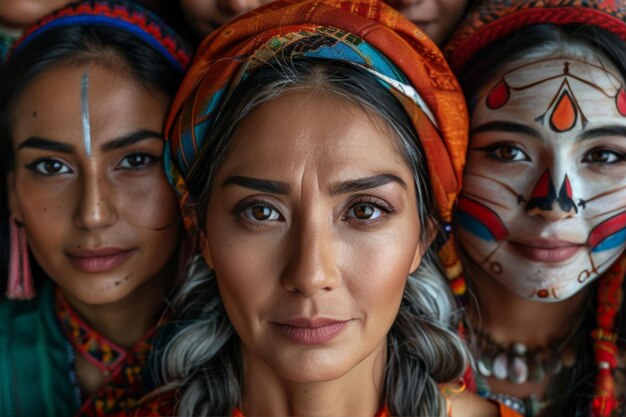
xmin=13 ymin=174 xmax=71 ymax=235
xmin=341 ymin=224 xmax=417 ymax=317
xmin=116 ymin=175 xmax=180 ymax=230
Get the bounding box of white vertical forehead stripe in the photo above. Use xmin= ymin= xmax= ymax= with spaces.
xmin=81 ymin=72 xmax=92 ymax=157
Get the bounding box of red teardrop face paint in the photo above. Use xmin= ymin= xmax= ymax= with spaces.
xmin=486 ymin=80 xmax=510 ymax=110
xmin=459 ymin=55 xmax=626 ymax=302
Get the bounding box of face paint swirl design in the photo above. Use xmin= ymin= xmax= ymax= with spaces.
xmin=81 ymin=72 xmax=91 ymax=157
xmin=458 ymin=56 xmax=626 ymax=302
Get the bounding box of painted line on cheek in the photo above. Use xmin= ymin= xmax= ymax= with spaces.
xmin=456 ymin=196 xmax=508 ymax=242
xmin=81 ymin=72 xmax=92 ymax=157
xmin=588 ymin=211 xmax=626 ymax=251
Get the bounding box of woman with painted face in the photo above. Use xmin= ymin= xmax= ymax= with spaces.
xmin=445 ymin=1 xmax=626 ymax=416
xmin=122 ymin=0 xmax=522 ymax=416
xmin=0 ymin=1 xmax=191 ymax=415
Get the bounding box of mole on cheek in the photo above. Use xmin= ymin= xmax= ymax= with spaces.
xmin=32 ymin=111 xmax=37 ymax=118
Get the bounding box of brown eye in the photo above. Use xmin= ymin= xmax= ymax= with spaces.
xmin=583 ymin=149 xmax=624 ymax=164
xmin=499 ymin=146 xmax=525 ymax=160
xmin=482 ymin=144 xmax=530 ymax=162
xmin=242 ymin=204 xmax=282 ymax=222
xmin=117 ymin=153 xmax=156 ymax=170
xmin=29 ymin=159 xmax=72 ymax=175
xmin=347 ymin=204 xmax=382 ymax=220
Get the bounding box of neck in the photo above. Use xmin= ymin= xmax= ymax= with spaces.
xmin=240 ymin=343 xmax=385 ymax=417
xmin=464 ymin=257 xmax=589 ymax=346
xmin=63 ymin=264 xmax=174 ymax=348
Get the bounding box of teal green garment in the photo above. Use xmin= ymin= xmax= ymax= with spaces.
xmin=0 ymin=28 xmax=19 ymax=62
xmin=0 ymin=279 xmax=79 ymax=417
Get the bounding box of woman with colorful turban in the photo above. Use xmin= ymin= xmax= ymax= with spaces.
xmin=124 ymin=0 xmax=521 ymax=415
xmin=0 ymin=1 xmax=191 ymax=415
xmin=445 ymin=1 xmax=626 ymax=416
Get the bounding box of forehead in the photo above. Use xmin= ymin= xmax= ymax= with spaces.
xmin=11 ymin=63 xmax=165 ymax=146
xmin=472 ymin=53 xmax=626 ymax=128
xmin=222 ymin=91 xmax=407 ymax=174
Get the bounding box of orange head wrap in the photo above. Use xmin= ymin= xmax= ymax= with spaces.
xmin=164 ymin=0 xmax=468 ymax=286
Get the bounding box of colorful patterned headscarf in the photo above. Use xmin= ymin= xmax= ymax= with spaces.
xmin=165 ymin=0 xmax=469 ymax=292
xmin=445 ymin=2 xmax=626 ymax=416
xmin=9 ymin=0 xmax=192 ymax=73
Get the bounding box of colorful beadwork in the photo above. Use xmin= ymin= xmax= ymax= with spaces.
xmin=55 ymin=290 xmax=158 ymax=417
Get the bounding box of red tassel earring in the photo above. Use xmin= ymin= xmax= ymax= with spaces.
xmin=7 ymin=215 xmax=35 ymax=300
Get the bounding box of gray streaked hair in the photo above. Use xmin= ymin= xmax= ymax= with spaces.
xmin=156 ymin=57 xmax=470 ymax=416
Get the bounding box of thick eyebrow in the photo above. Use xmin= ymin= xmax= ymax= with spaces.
xmin=471 ymin=121 xmax=543 ymax=140
xmin=329 ymin=174 xmax=407 ymax=196
xmin=16 ymin=129 xmax=163 ymax=154
xmin=101 ymin=129 xmax=163 ymax=151
xmin=577 ymin=125 xmax=626 ymax=142
xmin=223 ymin=176 xmax=291 ymax=194
xmin=18 ymin=137 xmax=74 ymax=153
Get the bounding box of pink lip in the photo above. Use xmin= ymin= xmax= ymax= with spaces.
xmin=510 ymin=240 xmax=582 ymax=263
xmin=66 ymin=248 xmax=135 ymax=273
xmin=271 ymin=317 xmax=351 ymax=345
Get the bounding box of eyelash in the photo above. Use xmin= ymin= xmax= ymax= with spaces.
xmin=26 ymin=158 xmax=73 ymax=176
xmin=581 ymin=147 xmax=626 ymax=165
xmin=476 ymin=143 xmax=530 ymax=162
xmin=24 ymin=152 xmax=160 ymax=176
xmin=116 ymin=153 xmax=160 ymax=170
xmin=342 ymin=196 xmax=395 ymax=225
xmin=234 ymin=198 xmax=284 ymax=226
xmin=233 ymin=195 xmax=396 ymax=229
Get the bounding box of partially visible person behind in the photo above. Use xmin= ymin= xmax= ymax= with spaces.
xmin=125 ymin=0 xmax=521 ymax=416
xmin=386 ymin=0 xmax=471 ymax=45
xmin=0 ymin=1 xmax=191 ymax=416
xmin=0 ymin=0 xmax=75 ymax=60
xmin=178 ymin=0 xmax=275 ymax=40
xmin=446 ymin=1 xmax=626 ymax=416
xmin=178 ymin=0 xmax=470 ymax=45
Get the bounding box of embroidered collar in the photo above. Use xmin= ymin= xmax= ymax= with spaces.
xmin=55 ymin=288 xmax=159 ymax=416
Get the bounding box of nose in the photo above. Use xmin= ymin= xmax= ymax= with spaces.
xmin=73 ymin=170 xmax=118 ymax=230
xmin=525 ymin=169 xmax=577 ymax=222
xmin=281 ymin=220 xmax=341 ymax=297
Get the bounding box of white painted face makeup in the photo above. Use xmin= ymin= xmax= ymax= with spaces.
xmin=81 ymin=72 xmax=91 ymax=157
xmin=457 ymin=55 xmax=626 ymax=301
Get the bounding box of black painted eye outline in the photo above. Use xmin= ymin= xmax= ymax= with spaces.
xmin=477 ymin=143 xmax=531 ymax=162
xmin=27 ymin=158 xmax=73 ymax=176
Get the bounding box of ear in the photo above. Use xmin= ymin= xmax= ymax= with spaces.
xmin=198 ymin=229 xmax=214 ymax=269
xmin=6 ymin=171 xmax=23 ymax=223
xmin=409 ymin=219 xmax=438 ymax=272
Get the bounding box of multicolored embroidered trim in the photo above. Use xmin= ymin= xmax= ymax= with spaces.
xmin=10 ymin=0 xmax=191 ymax=72
xmin=55 ymin=289 xmax=158 ymax=417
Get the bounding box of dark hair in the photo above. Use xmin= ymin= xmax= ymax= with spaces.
xmin=458 ymin=24 xmax=626 ymax=417
xmin=158 ymin=58 xmax=469 ymax=416
xmin=0 ymin=24 xmax=186 ymax=288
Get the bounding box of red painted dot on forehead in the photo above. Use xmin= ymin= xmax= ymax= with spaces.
xmin=537 ymin=289 xmax=549 ymax=299
xmin=486 ymin=80 xmax=510 ymax=110
xmin=616 ymin=88 xmax=626 ymax=117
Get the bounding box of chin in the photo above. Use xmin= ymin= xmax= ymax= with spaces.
xmin=267 ymin=351 xmax=356 ymax=383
